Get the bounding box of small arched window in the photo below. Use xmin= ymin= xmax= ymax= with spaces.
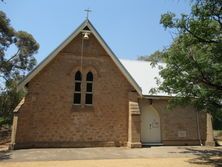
xmin=85 ymin=72 xmax=93 ymax=105
xmin=73 ymin=71 xmax=82 ymax=105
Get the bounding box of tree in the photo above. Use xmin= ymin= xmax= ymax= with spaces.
xmin=0 ymin=10 xmax=39 ymax=86
xmin=0 ymin=78 xmax=25 ymax=126
xmin=0 ymin=10 xmax=39 ymax=126
xmin=138 ymin=50 xmax=165 ymax=63
xmin=155 ymin=0 xmax=222 ymax=121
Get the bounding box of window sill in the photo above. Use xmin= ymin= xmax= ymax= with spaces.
xmin=85 ymin=104 xmax=93 ymax=107
xmin=73 ymin=104 xmax=81 ymax=106
xmin=71 ymin=104 xmax=94 ymax=112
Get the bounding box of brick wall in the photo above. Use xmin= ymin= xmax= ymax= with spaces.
xmin=139 ymin=99 xmax=207 ymax=146
xmin=14 ymin=33 xmax=136 ymax=148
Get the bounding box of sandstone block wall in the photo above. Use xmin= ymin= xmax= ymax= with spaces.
xmin=127 ymin=92 xmax=142 ymax=148
xmin=14 ymin=33 xmax=136 ymax=148
xmin=139 ymin=99 xmax=207 ymax=146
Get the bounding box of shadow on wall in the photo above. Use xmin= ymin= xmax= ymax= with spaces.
xmin=182 ymin=147 xmax=222 ymax=167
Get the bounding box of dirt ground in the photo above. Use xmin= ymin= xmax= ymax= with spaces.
xmin=0 ymin=158 xmax=220 ymax=167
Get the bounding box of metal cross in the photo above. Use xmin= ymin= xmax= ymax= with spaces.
xmin=84 ymin=8 xmax=92 ymax=19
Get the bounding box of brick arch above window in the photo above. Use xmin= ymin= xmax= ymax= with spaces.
xmin=83 ymin=66 xmax=99 ymax=78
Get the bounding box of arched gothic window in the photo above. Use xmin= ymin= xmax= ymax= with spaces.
xmin=85 ymin=72 xmax=93 ymax=105
xmin=73 ymin=71 xmax=82 ymax=105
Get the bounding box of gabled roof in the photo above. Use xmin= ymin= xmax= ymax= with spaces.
xmin=18 ymin=19 xmax=142 ymax=96
xmin=120 ymin=59 xmax=168 ymax=96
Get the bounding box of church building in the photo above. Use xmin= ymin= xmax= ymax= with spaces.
xmin=10 ymin=19 xmax=214 ymax=149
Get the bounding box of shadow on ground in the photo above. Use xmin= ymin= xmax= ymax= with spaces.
xmin=181 ymin=147 xmax=222 ymax=167
xmin=0 ymin=143 xmax=11 ymax=161
xmin=0 ymin=149 xmax=11 ymax=161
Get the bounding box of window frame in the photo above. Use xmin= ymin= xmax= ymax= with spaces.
xmin=73 ymin=71 xmax=82 ymax=105
xmin=85 ymin=72 xmax=93 ymax=106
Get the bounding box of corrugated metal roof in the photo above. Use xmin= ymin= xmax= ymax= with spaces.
xmin=120 ymin=59 xmax=168 ymax=96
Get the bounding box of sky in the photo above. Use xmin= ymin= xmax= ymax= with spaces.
xmin=1 ymin=0 xmax=192 ymax=64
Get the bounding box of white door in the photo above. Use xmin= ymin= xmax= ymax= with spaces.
xmin=141 ymin=105 xmax=161 ymax=143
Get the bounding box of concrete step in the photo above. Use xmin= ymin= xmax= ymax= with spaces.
xmin=142 ymin=142 xmax=164 ymax=146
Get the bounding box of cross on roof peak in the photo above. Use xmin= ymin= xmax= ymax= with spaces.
xmin=84 ymin=8 xmax=92 ymax=20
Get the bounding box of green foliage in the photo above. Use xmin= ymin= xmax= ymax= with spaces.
xmin=0 ymin=78 xmax=25 ymax=126
xmin=0 ymin=10 xmax=39 ymax=126
xmin=138 ymin=50 xmax=165 ymax=63
xmin=213 ymin=111 xmax=222 ymax=130
xmin=0 ymin=10 xmax=39 ymax=83
xmin=156 ymin=0 xmax=222 ymax=119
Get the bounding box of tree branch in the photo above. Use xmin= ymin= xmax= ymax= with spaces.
xmin=200 ymin=78 xmax=222 ymax=91
xmin=184 ymin=25 xmax=220 ymax=44
xmin=7 ymin=49 xmax=20 ymax=62
xmin=189 ymin=51 xmax=222 ymax=91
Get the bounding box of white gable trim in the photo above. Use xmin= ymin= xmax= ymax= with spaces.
xmin=18 ymin=19 xmax=142 ymax=96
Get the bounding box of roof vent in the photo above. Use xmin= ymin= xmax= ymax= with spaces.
xmin=83 ymin=26 xmax=90 ymax=30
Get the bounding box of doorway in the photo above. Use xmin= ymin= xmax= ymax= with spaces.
xmin=141 ymin=105 xmax=161 ymax=144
